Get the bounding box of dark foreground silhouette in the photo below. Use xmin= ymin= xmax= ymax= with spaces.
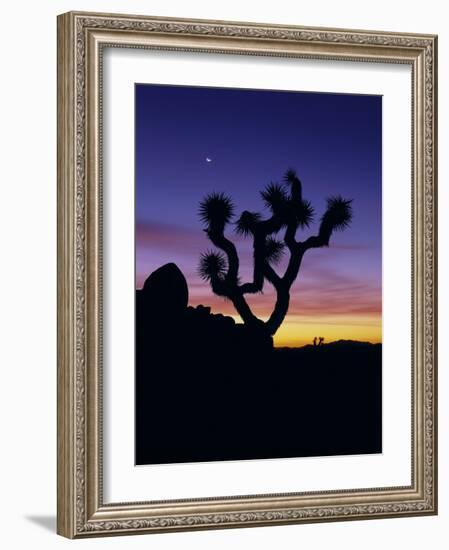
xmin=136 ymin=264 xmax=381 ymax=465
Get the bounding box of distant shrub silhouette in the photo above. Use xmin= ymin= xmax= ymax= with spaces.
xmin=313 ymin=336 xmax=325 ymax=347
xmin=198 ymin=169 xmax=352 ymax=337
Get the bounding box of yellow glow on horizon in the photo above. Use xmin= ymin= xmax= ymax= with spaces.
xmin=228 ymin=313 xmax=382 ymax=348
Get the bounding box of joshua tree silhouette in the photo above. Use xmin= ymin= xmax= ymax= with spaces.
xmin=313 ymin=336 xmax=325 ymax=347
xmin=198 ymin=169 xmax=352 ymax=337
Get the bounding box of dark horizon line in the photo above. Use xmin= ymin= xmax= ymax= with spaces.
xmin=276 ymin=339 xmax=382 ymax=350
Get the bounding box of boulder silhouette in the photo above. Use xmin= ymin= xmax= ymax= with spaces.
xmin=140 ymin=262 xmax=188 ymax=317
xmin=137 ymin=263 xmax=272 ymax=351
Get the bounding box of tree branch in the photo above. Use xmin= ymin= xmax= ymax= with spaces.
xmin=300 ymin=234 xmax=327 ymax=251
xmin=263 ymin=262 xmax=282 ymax=289
xmin=284 ymin=221 xmax=298 ymax=252
xmin=239 ymin=229 xmax=267 ymax=294
xmin=257 ymin=213 xmax=283 ymax=235
xmin=266 ymin=287 xmax=290 ymax=335
xmin=205 ymin=228 xmax=264 ymax=327
xmin=206 ymin=228 xmax=240 ymax=284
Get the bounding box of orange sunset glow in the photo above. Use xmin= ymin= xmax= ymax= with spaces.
xmin=187 ymin=294 xmax=381 ymax=348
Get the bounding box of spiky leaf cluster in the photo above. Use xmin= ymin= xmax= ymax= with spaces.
xmin=198 ymin=251 xmax=227 ymax=282
xmin=263 ymin=237 xmax=285 ymax=265
xmin=322 ymin=196 xmax=353 ymax=230
xmin=284 ymin=168 xmax=302 ymax=201
xmin=291 ymin=199 xmax=314 ymax=228
xmin=260 ymin=183 xmax=289 ymax=214
xmin=260 ymin=172 xmax=312 ymax=230
xmin=319 ymin=195 xmax=353 ymax=244
xmin=235 ymin=211 xmax=262 ymax=236
xmin=199 ymin=192 xmax=234 ymax=230
xmin=283 ymin=168 xmax=298 ymax=184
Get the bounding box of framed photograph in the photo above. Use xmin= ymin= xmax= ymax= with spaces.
xmin=57 ymin=11 xmax=438 ymax=538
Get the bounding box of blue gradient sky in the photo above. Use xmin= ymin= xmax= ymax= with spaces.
xmin=135 ymin=84 xmax=382 ymax=346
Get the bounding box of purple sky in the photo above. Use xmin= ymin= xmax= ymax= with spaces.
xmin=135 ymin=84 xmax=382 ymax=345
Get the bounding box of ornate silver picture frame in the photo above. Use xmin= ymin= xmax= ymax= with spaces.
xmin=57 ymin=11 xmax=437 ymax=538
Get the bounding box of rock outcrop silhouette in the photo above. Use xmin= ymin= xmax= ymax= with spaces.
xmin=137 ymin=263 xmax=273 ymax=355
xmin=140 ymin=263 xmax=188 ymax=317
